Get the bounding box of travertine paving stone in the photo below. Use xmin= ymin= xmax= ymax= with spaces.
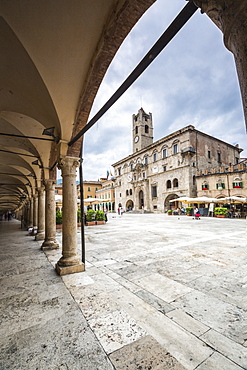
xmin=0 ymin=220 xmax=114 ymax=370
xmin=109 ymin=335 xmax=186 ymax=369
xmin=2 ymin=214 xmax=247 ymax=369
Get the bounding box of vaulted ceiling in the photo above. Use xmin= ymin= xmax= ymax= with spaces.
xmin=0 ymin=0 xmax=156 ymax=213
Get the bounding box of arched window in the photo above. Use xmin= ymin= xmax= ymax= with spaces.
xmin=135 ymin=126 xmax=138 ymax=134
xmin=167 ymin=180 xmax=171 ymax=189
xmin=126 ymin=190 xmax=129 ymax=196
xmin=145 ymin=125 xmax=149 ymax=133
xmin=130 ymin=189 xmax=132 ymax=195
xmin=193 ymin=175 xmax=196 ymax=186
xmin=173 ymin=178 xmax=178 ymax=188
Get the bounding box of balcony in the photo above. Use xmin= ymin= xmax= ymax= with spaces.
xmin=181 ymin=147 xmax=196 ymax=154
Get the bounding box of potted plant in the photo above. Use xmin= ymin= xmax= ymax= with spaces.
xmin=167 ymin=209 xmax=173 ymax=215
xmin=214 ymin=207 xmax=228 ymax=218
xmin=85 ymin=209 xmax=96 ymax=225
xmin=95 ymin=210 xmax=105 ymax=224
xmin=185 ymin=207 xmax=193 ymax=216
xmin=56 ymin=210 xmax=62 ymax=228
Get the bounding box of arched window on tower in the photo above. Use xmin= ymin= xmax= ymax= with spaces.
xmin=173 ymin=178 xmax=178 ymax=188
xmin=145 ymin=125 xmax=149 ymax=134
xmin=167 ymin=180 xmax=171 ymax=189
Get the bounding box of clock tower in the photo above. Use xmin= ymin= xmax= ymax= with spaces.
xmin=132 ymin=108 xmax=153 ymax=152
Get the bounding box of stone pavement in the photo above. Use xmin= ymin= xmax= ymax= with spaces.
xmin=1 ymin=214 xmax=247 ymax=369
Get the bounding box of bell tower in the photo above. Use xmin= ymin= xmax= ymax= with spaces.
xmin=132 ymin=108 xmax=153 ymax=153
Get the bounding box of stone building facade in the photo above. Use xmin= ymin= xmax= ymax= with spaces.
xmin=196 ymin=160 xmax=247 ymax=199
xmin=112 ymin=108 xmax=242 ymax=213
xmin=96 ymin=179 xmax=115 ymax=212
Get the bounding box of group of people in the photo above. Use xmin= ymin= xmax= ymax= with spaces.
xmin=2 ymin=212 xmax=12 ymax=221
xmin=170 ymin=207 xmax=186 ymax=215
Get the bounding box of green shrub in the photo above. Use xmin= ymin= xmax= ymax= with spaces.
xmin=185 ymin=207 xmax=193 ymax=215
xmin=214 ymin=207 xmax=228 ymax=215
xmin=86 ymin=209 xmax=95 ymax=221
xmin=56 ymin=210 xmax=62 ymax=225
xmin=77 ymin=208 xmax=81 ymax=223
xmin=95 ymin=210 xmax=105 ymax=221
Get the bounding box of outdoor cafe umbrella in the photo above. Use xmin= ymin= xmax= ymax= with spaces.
xmin=83 ymin=198 xmax=107 ymax=205
xmin=169 ymin=196 xmax=193 ymax=203
xmin=169 ymin=196 xmax=227 ymax=204
xmin=222 ymin=196 xmax=247 ymax=203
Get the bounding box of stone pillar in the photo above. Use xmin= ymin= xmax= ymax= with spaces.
xmin=35 ymin=186 xmax=45 ymax=241
xmin=33 ymin=193 xmax=38 ymax=228
xmin=56 ymin=156 xmax=84 ymax=275
xmin=28 ymin=197 xmax=33 ymax=228
xmin=41 ymin=180 xmax=59 ymax=250
xmin=191 ymin=0 xmax=247 ymax=127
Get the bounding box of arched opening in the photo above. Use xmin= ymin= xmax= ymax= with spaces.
xmin=126 ymin=200 xmax=134 ymax=211
xmin=139 ymin=190 xmax=144 ymax=209
xmin=173 ymin=178 xmax=178 ymax=188
xmin=167 ymin=180 xmax=171 ymax=189
xmin=164 ymin=193 xmax=180 ymax=211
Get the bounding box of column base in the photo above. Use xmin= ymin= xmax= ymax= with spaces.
xmin=41 ymin=240 xmax=59 ymax=250
xmin=35 ymin=232 xmax=45 ymax=241
xmin=55 ymin=263 xmax=85 ymax=275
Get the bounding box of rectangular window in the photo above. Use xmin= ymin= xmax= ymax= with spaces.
xmin=163 ymin=166 xmax=166 ymax=172
xmin=208 ymin=150 xmax=211 ymax=159
xmin=202 ymin=184 xmax=209 ymax=190
xmin=118 ymin=168 xmax=121 ymax=176
xmin=236 ymin=157 xmax=239 ymax=164
xmin=233 ymin=182 xmax=243 ymax=188
xmin=216 ymin=183 xmax=225 ymax=189
xmin=55 ymin=190 xmax=58 ymax=194
xmin=163 ymin=149 xmax=167 ymax=158
xmin=130 ymin=164 xmax=133 ymax=170
xmin=88 ymin=187 xmax=90 ymax=191
xmin=151 ymin=185 xmax=157 ymax=198
xmin=217 ymin=152 xmax=221 ymax=162
xmin=173 ymin=144 xmax=178 ymax=154
xmin=144 ymin=157 xmax=148 ymax=165
xmin=153 ymin=205 xmax=157 ymax=210
xmin=143 ymin=172 xmax=146 ymax=178
xmin=153 ymin=153 xmax=157 ymax=162
xmin=95 ymin=187 xmax=98 ymax=191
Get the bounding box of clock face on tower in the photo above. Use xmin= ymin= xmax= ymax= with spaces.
xmin=134 ymin=135 xmax=139 ymax=143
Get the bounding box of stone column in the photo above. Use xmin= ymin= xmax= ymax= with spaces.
xmin=191 ymin=0 xmax=247 ymax=127
xmin=41 ymin=180 xmax=59 ymax=250
xmin=33 ymin=193 xmax=38 ymax=228
xmin=56 ymin=156 xmax=84 ymax=275
xmin=28 ymin=197 xmax=34 ymax=228
xmin=35 ymin=186 xmax=45 ymax=241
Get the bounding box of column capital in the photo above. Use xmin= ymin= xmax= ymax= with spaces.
xmin=43 ymin=179 xmax=56 ymax=189
xmin=58 ymin=156 xmax=80 ymax=177
xmin=188 ymin=1 xmax=245 ymax=34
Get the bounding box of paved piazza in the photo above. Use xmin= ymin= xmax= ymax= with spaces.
xmin=1 ymin=214 xmax=247 ymax=369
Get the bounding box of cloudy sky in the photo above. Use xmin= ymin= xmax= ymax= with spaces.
xmin=82 ymin=0 xmax=246 ymax=181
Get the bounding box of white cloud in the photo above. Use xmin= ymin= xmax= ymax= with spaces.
xmin=82 ymin=0 xmax=246 ymax=180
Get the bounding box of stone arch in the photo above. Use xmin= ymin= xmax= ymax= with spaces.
xmin=164 ymin=193 xmax=179 ymax=210
xmin=139 ymin=190 xmax=144 ymax=209
xmin=126 ymin=200 xmax=134 ymax=211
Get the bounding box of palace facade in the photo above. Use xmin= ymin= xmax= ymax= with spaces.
xmin=112 ymin=108 xmax=243 ymax=213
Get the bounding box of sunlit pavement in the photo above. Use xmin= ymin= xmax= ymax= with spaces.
xmin=1 ymin=214 xmax=247 ymax=369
